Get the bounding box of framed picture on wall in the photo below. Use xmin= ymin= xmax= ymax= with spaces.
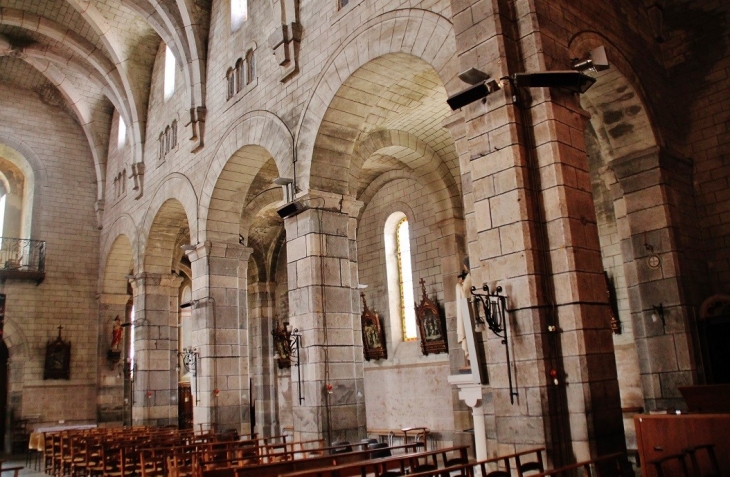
xmin=415 ymin=278 xmax=448 ymax=356
xmin=44 ymin=327 xmax=71 ymax=380
xmin=360 ymin=293 xmax=387 ymax=361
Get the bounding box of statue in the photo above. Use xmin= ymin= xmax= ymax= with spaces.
xmin=111 ymin=316 xmax=123 ymax=352
xmin=455 ymin=257 xmax=472 ymax=366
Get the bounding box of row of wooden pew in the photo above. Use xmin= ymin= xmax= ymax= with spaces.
xmin=40 ymin=426 xmax=638 ymax=477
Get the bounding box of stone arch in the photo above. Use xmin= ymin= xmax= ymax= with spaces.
xmin=294 ymin=9 xmax=459 ymax=192
xmin=140 ymin=174 xmax=198 ymax=273
xmin=570 ymin=32 xmax=661 ymax=158
xmin=199 ymin=111 xmax=293 ymax=244
xmin=102 ymin=234 xmax=135 ymax=295
xmin=240 ymin=188 xmax=283 ymax=240
xmin=1 ymin=318 xmax=29 ymax=360
xmin=0 ymin=137 xmax=47 ymax=239
xmin=352 ymin=130 xmax=462 ymax=223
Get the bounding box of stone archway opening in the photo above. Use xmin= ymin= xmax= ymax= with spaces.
xmin=301 ymin=51 xmax=465 ymax=445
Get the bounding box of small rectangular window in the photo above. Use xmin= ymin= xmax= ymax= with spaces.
xmin=340 ymin=0 xmax=349 ymax=8
xmin=231 ymin=0 xmax=248 ymax=32
xmin=164 ymin=45 xmax=176 ymax=100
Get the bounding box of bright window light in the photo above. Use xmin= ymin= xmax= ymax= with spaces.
xmin=0 ymin=194 xmax=5 ymax=242
xmin=231 ymin=0 xmax=248 ymax=32
xmin=117 ymin=116 xmax=127 ymax=149
xmin=164 ymin=45 xmax=176 ymax=100
xmin=397 ymin=218 xmax=417 ymax=340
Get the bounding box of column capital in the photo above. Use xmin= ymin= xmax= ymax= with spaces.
xmin=295 ymin=190 xmax=364 ymax=219
xmin=127 ymin=272 xmax=181 ymax=290
xmin=448 ymin=374 xmax=485 ymax=408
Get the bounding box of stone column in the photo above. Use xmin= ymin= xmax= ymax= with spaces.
xmin=609 ymin=148 xmax=704 ymax=410
xmin=248 ymin=281 xmax=279 ymax=437
xmin=284 ymin=191 xmax=365 ymax=442
xmin=129 ymin=272 xmax=182 ymax=426
xmin=448 ymin=0 xmax=624 ymax=464
xmin=186 ymin=242 xmax=251 ymax=433
xmin=97 ymin=292 xmax=131 ymax=424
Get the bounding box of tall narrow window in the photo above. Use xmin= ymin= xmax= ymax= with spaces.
xmin=235 ymin=58 xmax=244 ymax=93
xmin=396 ymin=218 xmax=417 ymax=340
xmin=159 ymin=133 xmax=165 ymax=160
xmin=171 ymin=120 xmax=177 ymax=149
xmin=117 ymin=116 xmax=127 ymax=149
xmin=246 ymin=49 xmax=255 ymax=85
xmin=226 ymin=68 xmax=235 ymax=100
xmin=231 ymin=0 xmax=248 ymax=32
xmin=164 ymin=45 xmax=176 ymax=100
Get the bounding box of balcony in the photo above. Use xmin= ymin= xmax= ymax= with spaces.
xmin=0 ymin=238 xmax=46 ymax=285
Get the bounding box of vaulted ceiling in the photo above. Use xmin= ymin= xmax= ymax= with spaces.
xmin=0 ymin=0 xmax=211 ymax=199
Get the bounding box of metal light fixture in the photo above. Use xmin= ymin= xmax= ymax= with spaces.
xmin=272 ymin=321 xmax=304 ymax=404
xmin=471 ymin=283 xmax=518 ymax=404
xmin=273 ymin=177 xmax=308 ymax=219
xmin=511 ymin=46 xmax=609 ymax=94
xmin=447 ymin=68 xmax=501 ymax=110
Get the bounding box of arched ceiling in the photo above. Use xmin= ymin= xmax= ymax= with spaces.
xmin=0 ymin=0 xmax=211 ymax=200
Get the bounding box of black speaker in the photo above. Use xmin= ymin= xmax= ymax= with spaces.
xmin=277 ymin=200 xmax=306 ymax=219
xmin=446 ymin=82 xmax=491 ymax=110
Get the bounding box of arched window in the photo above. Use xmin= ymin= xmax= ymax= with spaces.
xmin=384 ymin=212 xmax=417 ymax=342
xmin=164 ymin=126 xmax=171 ymax=153
xmin=245 ymin=49 xmax=255 ymax=85
xmin=226 ymin=67 xmax=235 ymax=100
xmin=164 ymin=45 xmax=176 ymax=100
xmin=117 ymin=115 xmax=126 ymax=149
xmin=159 ymin=133 xmax=165 ymax=160
xmin=231 ymin=0 xmax=247 ymax=32
xmin=235 ymin=58 xmax=244 ymax=93
xmin=171 ymin=120 xmax=178 ymax=149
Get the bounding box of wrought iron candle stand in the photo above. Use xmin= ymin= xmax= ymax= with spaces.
xmin=272 ymin=322 xmax=303 ymax=404
xmin=471 ymin=284 xmax=518 ymax=404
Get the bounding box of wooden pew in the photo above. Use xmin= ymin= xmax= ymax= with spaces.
xmin=200 ymin=443 xmax=424 ymax=477
xmin=277 ymin=445 xmax=469 ymax=477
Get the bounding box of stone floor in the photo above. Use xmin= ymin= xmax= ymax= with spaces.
xmin=1 ymin=453 xmax=45 ymax=477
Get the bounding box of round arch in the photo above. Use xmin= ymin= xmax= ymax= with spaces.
xmin=294 ymin=9 xmax=459 ymax=192
xmin=140 ymin=174 xmax=198 ymax=273
xmin=0 ymin=137 xmax=46 ymax=239
xmin=102 ymin=234 xmax=135 ymax=295
xmin=199 ymin=111 xmax=293 ymax=244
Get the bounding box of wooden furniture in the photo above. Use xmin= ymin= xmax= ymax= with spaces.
xmin=635 ymin=413 xmax=730 ymax=477
xmin=278 ymin=445 xmax=468 ymax=477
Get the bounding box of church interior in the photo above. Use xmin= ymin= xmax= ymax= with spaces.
xmin=0 ymin=0 xmax=729 ymax=475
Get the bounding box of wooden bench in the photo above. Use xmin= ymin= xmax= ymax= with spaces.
xmin=530 ymin=452 xmax=631 ymax=477
xmin=200 ymin=443 xmax=423 ymax=477
xmin=278 ymin=445 xmax=469 ymax=477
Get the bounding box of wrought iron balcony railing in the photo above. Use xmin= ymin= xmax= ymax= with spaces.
xmin=0 ymin=237 xmax=46 ymax=284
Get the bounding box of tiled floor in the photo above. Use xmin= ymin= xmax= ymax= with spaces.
xmin=2 ymin=454 xmax=45 ymax=477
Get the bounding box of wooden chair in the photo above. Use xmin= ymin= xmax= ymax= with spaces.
xmin=650 ymin=452 xmax=691 ymax=477
xmin=685 ymin=444 xmax=721 ymax=477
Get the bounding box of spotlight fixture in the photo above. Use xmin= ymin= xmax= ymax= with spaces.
xmin=512 ymin=71 xmax=597 ymax=94
xmin=276 ymin=200 xmax=307 ymax=219
xmin=447 ymin=69 xmax=501 ymax=110
xmin=571 ymin=46 xmax=609 ymax=73
xmin=180 ymin=244 xmax=196 ymax=251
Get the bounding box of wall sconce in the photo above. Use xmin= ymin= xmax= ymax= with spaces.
xmin=447 ymin=68 xmax=501 ymax=110
xmin=470 ymin=284 xmax=518 ymax=404
xmin=651 ymin=303 xmax=666 ymax=333
xmin=272 ymin=321 xmax=304 ymax=404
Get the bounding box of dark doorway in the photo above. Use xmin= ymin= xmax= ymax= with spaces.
xmin=178 ymin=383 xmax=193 ymax=429
xmin=700 ymin=315 xmax=730 ymax=384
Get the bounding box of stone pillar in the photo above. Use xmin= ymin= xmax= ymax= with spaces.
xmin=97 ymin=292 xmax=131 ymax=424
xmin=130 ymin=272 xmax=182 ymax=426
xmin=448 ymin=0 xmax=624 ymax=464
xmin=248 ymin=281 xmax=279 ymax=437
xmin=609 ymin=148 xmax=703 ymax=410
xmin=284 ymin=191 xmax=365 ymax=442
xmin=186 ymin=242 xmax=251 ymax=433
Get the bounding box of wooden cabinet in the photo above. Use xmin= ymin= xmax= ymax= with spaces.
xmin=635 ymin=413 xmax=730 ymax=477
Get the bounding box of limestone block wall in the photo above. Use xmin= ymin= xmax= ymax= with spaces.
xmin=357 ymin=177 xmax=456 ymax=440
xmin=0 ymin=86 xmax=99 ymax=427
